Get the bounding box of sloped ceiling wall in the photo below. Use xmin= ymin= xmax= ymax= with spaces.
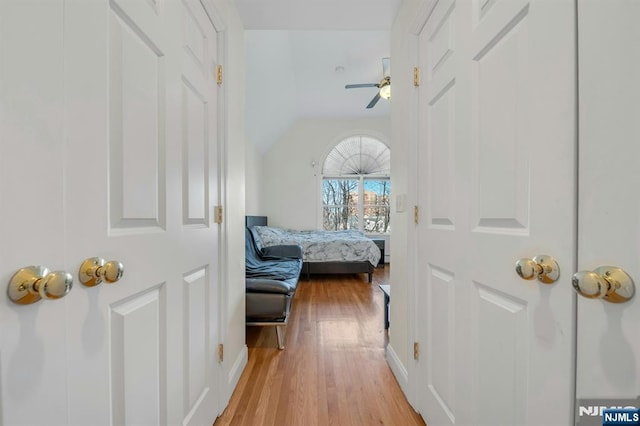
xmin=237 ymin=0 xmax=399 ymax=153
xmin=245 ymin=30 xmax=392 ymax=152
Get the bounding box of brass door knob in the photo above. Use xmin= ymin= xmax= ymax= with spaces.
xmin=572 ymin=266 xmax=635 ymax=303
xmin=515 ymin=255 xmax=560 ymax=284
xmin=79 ymin=257 xmax=124 ymax=287
xmin=8 ymin=266 xmax=73 ymax=304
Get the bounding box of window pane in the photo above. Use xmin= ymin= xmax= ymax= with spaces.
xmin=364 ymin=179 xmax=391 ymax=233
xmin=322 ymin=179 xmax=359 ymax=230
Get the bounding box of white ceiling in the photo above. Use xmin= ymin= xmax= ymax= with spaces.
xmin=235 ymin=0 xmax=401 ymax=152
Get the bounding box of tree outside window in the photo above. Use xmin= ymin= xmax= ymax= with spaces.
xmin=363 ymin=178 xmax=390 ymax=233
xmin=322 ymin=179 xmax=359 ymax=230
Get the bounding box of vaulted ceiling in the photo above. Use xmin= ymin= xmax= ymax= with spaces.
xmin=234 ymin=0 xmax=401 ymax=152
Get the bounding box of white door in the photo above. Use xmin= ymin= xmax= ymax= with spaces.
xmin=0 ymin=0 xmax=222 ymax=424
xmin=575 ymin=1 xmax=640 ymax=425
xmin=0 ymin=1 xmax=69 ymax=423
xmin=416 ymin=1 xmax=577 ymax=425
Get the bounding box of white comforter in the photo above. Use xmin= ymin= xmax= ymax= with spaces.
xmin=250 ymin=226 xmax=381 ymax=267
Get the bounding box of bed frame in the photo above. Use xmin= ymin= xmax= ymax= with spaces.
xmin=245 ymin=216 xmax=375 ymax=283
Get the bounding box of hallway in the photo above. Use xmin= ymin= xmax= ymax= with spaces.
xmin=216 ymin=267 xmax=425 ymax=425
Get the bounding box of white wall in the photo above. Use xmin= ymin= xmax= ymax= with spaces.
xmin=244 ymin=31 xmax=298 ymax=154
xmin=245 ymin=140 xmax=263 ymax=215
xmin=262 ymin=116 xmax=391 ymax=230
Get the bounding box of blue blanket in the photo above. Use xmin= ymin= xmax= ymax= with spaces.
xmin=245 ymin=230 xmax=302 ymax=280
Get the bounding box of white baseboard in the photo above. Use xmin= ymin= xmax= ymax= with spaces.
xmin=220 ymin=344 xmax=248 ymax=412
xmin=386 ymin=343 xmax=409 ymax=393
xmin=228 ymin=343 xmax=248 ymax=388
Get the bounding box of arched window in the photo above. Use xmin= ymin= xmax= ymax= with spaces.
xmin=321 ymin=136 xmax=391 ymax=234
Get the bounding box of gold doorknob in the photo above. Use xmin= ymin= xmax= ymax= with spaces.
xmin=515 ymin=255 xmax=560 ymax=284
xmin=8 ymin=266 xmax=73 ymax=304
xmin=572 ymin=266 xmax=635 ymax=303
xmin=79 ymin=257 xmax=124 ymax=287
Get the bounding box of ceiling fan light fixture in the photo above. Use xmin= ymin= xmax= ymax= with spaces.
xmin=379 ymin=84 xmax=391 ymax=100
xmin=344 ymin=58 xmax=391 ymax=108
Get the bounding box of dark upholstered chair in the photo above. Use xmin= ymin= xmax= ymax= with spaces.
xmin=245 ymin=228 xmax=303 ymax=349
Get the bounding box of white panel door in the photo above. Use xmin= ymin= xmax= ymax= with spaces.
xmin=0 ymin=1 xmax=69 ymax=424
xmin=416 ymin=1 xmax=459 ymax=424
xmin=64 ymin=0 xmax=221 ymax=425
xmin=575 ymin=1 xmax=640 ymax=425
xmin=0 ymin=0 xmax=221 ymax=425
xmin=416 ymin=1 xmax=577 ymax=424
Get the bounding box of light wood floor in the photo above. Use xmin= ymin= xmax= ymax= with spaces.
xmin=215 ymin=266 xmax=426 ymax=426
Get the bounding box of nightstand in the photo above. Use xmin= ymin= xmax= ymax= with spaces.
xmin=379 ymin=284 xmax=390 ymax=329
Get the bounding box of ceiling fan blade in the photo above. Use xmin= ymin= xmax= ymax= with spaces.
xmin=345 ymin=83 xmax=378 ymax=89
xmin=366 ymin=93 xmax=381 ymax=109
xmin=382 ymin=57 xmax=391 ymax=78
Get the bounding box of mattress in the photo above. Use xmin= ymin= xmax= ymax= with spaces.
xmin=249 ymin=226 xmax=381 ymax=267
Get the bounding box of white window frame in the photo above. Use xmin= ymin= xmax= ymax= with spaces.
xmin=321 ymin=175 xmax=391 ymax=235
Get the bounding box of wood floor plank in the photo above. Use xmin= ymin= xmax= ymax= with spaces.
xmin=215 ymin=267 xmax=425 ymax=426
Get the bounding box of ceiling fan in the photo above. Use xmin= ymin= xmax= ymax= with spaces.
xmin=345 ymin=57 xmax=391 ymax=109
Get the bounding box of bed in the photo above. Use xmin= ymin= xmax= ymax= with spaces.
xmin=245 ymin=216 xmax=381 ymax=283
